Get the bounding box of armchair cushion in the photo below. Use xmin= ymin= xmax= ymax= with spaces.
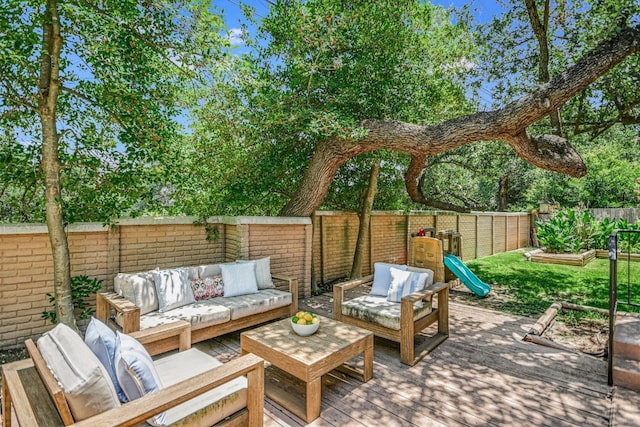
xmin=153 ymin=348 xmax=248 ymax=426
xmin=386 ymin=267 xmax=433 ymax=303
xmin=37 ymin=323 xmax=121 ymax=421
xmin=114 ymin=331 xmax=165 ymax=425
xmin=84 ymin=317 xmax=128 ymax=402
xmin=370 ymin=263 xmax=408 ymax=296
xmin=341 ymin=295 xmax=432 ymax=330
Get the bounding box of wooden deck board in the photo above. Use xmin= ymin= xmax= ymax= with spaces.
xmin=187 ymin=295 xmax=638 ymax=426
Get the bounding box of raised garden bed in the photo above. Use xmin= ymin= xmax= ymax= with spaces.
xmin=528 ymin=249 xmax=596 ymax=266
xmin=595 ymin=250 xmax=640 ymax=261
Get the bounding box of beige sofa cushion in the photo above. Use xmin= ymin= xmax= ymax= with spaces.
xmin=237 ymin=257 xmax=275 ymax=289
xmin=37 ymin=323 xmax=121 ymax=421
xmin=197 ymin=263 xmax=222 ymax=278
xmin=152 ymin=348 xmax=247 ymax=426
xmin=134 ymin=300 xmax=231 ymax=330
xmin=211 ymin=289 xmax=292 ymax=320
xmin=115 ymin=271 xmax=159 ymax=315
xmin=341 ymin=295 xmax=432 ymax=330
xmin=152 ymin=268 xmax=196 ymax=312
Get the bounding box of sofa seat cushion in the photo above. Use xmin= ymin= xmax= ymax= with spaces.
xmin=151 ymin=348 xmax=247 ymax=426
xmin=341 ymin=295 xmax=432 ymax=330
xmin=136 ymin=300 xmax=231 ymax=330
xmin=210 ymin=289 xmax=292 ymax=320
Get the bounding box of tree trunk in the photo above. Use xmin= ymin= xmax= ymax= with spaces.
xmin=496 ymin=174 xmax=509 ymax=212
xmin=39 ymin=0 xmax=76 ymax=330
xmin=279 ymin=26 xmax=640 ymax=217
xmin=525 ymin=0 xmax=563 ymax=136
xmin=350 ymin=159 xmax=381 ymax=279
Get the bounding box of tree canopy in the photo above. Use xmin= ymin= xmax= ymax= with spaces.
xmin=0 ymin=0 xmax=226 ymax=326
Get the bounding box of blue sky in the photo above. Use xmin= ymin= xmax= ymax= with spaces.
xmin=216 ymin=0 xmax=505 ymax=108
xmin=218 ymin=0 xmax=504 ymax=30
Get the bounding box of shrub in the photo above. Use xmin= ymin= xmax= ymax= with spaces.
xmin=536 ymin=209 xmax=594 ymax=253
xmin=42 ymin=275 xmax=104 ymax=324
xmin=538 ymin=209 xmax=640 ymax=254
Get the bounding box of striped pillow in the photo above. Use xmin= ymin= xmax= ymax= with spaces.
xmin=386 ymin=267 xmax=430 ymax=303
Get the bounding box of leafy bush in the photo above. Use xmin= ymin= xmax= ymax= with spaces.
xmin=42 ymin=275 xmax=104 ymax=324
xmin=538 ymin=209 xmax=640 ymax=253
xmin=536 ymin=209 xmax=595 ymax=253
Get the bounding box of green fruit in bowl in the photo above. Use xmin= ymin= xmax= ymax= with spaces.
xmin=291 ymin=311 xmax=319 ymax=325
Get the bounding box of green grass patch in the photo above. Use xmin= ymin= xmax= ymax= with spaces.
xmin=463 ymin=249 xmax=640 ymax=317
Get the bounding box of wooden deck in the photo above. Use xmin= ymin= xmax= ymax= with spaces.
xmin=192 ymin=293 xmax=640 ymax=427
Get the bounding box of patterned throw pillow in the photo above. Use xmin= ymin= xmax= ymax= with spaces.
xmin=190 ymin=275 xmax=225 ymax=301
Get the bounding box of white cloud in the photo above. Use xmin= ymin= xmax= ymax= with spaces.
xmin=443 ymin=56 xmax=476 ymax=72
xmin=228 ymin=28 xmax=244 ymax=46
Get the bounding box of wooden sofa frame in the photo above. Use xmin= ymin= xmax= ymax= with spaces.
xmin=1 ymin=321 xmax=265 ymax=427
xmin=333 ymin=238 xmax=451 ymax=366
xmin=96 ymin=273 xmax=298 ymax=355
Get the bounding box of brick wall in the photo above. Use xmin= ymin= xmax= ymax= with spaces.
xmin=0 ymin=217 xmax=311 ymax=350
xmin=1 ymin=212 xmax=528 ymax=350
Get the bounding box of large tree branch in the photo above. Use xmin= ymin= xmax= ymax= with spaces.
xmin=406 ymin=153 xmax=481 ymax=212
xmin=280 ymin=25 xmax=640 ymax=217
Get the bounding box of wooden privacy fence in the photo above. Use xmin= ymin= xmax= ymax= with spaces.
xmin=591 ymin=208 xmax=640 ymax=223
xmin=311 ymin=211 xmax=531 ymax=287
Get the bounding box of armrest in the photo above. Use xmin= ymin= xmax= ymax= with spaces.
xmin=72 ymin=353 xmax=264 ymax=427
xmin=334 ymin=275 xmax=374 ymax=292
xmin=129 ymin=320 xmax=191 ymax=353
xmin=402 ymin=281 xmax=450 ymax=304
xmin=96 ymin=292 xmax=140 ymax=334
xmin=401 ymin=281 xmax=450 ymax=323
xmin=272 ymin=273 xmax=299 ymax=315
xmin=333 ymin=275 xmax=374 ymax=321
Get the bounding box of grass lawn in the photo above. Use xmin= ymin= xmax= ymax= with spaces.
xmin=460 ymin=249 xmax=640 ymax=318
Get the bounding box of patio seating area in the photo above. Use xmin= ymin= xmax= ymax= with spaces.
xmin=190 ymin=294 xmax=640 ymax=426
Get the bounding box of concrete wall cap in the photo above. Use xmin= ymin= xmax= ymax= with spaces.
xmin=0 ymin=222 xmax=108 ymax=235
xmin=222 ymin=216 xmax=311 ymax=225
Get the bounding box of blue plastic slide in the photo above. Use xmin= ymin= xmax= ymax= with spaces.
xmin=443 ymin=254 xmax=491 ymax=297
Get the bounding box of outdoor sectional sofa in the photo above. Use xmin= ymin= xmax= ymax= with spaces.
xmin=96 ymin=257 xmax=298 ymax=354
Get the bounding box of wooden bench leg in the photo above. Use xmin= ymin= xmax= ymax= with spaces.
xmin=438 ymin=287 xmax=449 ymax=336
xmin=2 ymin=370 xmax=12 ymax=427
xmin=400 ymin=301 xmax=415 ymax=366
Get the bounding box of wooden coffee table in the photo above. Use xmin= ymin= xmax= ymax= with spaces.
xmin=240 ymin=315 xmax=373 ymax=422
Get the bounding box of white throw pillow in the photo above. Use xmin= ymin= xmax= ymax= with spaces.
xmin=84 ymin=317 xmax=128 ymax=402
xmin=152 ymin=268 xmax=195 ymax=312
xmin=406 ymin=266 xmax=435 ymax=288
xmin=114 ymin=271 xmax=159 ymax=315
xmin=237 ymin=257 xmax=274 ymax=289
xmin=37 ymin=323 xmax=121 ymax=421
xmin=220 ymin=262 xmax=259 ymax=297
xmin=386 ymin=267 xmax=430 ymax=303
xmin=370 ymin=262 xmax=408 ymax=296
xmin=114 ymin=331 xmax=165 ymax=425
